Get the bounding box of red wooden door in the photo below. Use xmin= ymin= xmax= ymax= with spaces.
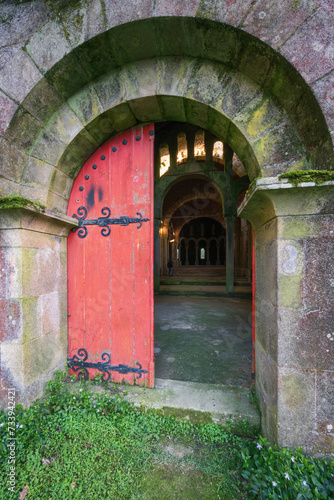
xmin=67 ymin=124 xmax=154 ymax=387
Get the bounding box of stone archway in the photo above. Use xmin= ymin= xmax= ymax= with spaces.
xmin=0 ymin=16 xmax=333 ymax=455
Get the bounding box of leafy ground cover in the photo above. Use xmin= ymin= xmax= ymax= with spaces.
xmin=0 ymin=371 xmax=333 ymax=499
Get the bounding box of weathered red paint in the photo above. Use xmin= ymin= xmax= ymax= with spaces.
xmin=67 ymin=125 xmax=154 ymax=386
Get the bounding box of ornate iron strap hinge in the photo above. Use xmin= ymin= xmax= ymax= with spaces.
xmin=72 ymin=206 xmax=150 ymax=238
xmin=68 ymin=348 xmax=148 ymax=381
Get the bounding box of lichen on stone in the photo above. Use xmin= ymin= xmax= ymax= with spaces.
xmin=0 ymin=195 xmax=46 ymax=211
xmin=278 ymin=170 xmax=334 ymax=187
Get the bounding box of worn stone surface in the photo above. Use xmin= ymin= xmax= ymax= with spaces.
xmin=0 ymin=91 xmax=18 ymax=137
xmin=25 ymin=19 xmax=72 ymax=74
xmin=277 ymin=367 xmax=316 ymax=449
xmin=0 ymin=208 xmax=75 ymax=408
xmin=279 ymin=309 xmax=334 ymax=371
xmin=0 ymin=139 xmax=27 ymax=183
xmin=280 ymin=7 xmax=334 ymax=83
xmin=242 ymin=0 xmax=315 ymax=49
xmin=0 ymin=0 xmax=49 ymax=49
xmin=196 ymin=0 xmax=252 ymax=26
xmin=311 ymin=71 xmax=334 ymax=134
xmin=0 ymin=47 xmax=42 ymax=103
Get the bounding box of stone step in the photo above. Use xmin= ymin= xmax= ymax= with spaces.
xmin=121 ymin=378 xmax=260 ymax=427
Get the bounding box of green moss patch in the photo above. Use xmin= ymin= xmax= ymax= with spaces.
xmin=278 ymin=170 xmax=334 ymax=187
xmin=0 ymin=196 xmax=45 ymax=211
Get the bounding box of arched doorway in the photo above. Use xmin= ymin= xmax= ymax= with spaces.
xmin=153 ymin=122 xmax=253 ymax=386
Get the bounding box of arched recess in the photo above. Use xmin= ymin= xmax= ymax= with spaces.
xmin=1 ymin=17 xmax=332 ymax=213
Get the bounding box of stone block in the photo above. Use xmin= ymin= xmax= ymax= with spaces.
xmin=0 ymin=47 xmax=42 ymax=102
xmin=75 ymin=32 xmax=120 ymax=82
xmin=255 ymin=240 xmax=278 ymax=306
xmin=242 ymin=0 xmax=314 ymax=49
xmin=317 ymin=371 xmax=334 ymax=437
xmin=311 ymin=70 xmax=334 ymax=132
xmin=21 ymin=156 xmax=54 ymax=190
xmin=129 ymin=96 xmax=163 ymax=123
xmin=21 ymin=247 xmax=61 ymax=297
xmin=0 ymin=1 xmax=48 ymax=49
xmin=46 ymin=192 xmax=69 ymax=215
xmin=0 ymin=228 xmax=22 ymax=248
xmin=21 ymin=231 xmax=64 ymax=253
xmin=251 ymin=121 xmax=306 ymax=174
xmin=184 ymin=99 xmax=208 ymax=130
xmin=255 ymin=218 xmax=277 ymax=245
xmin=154 ymin=0 xmax=199 ymax=17
xmin=31 ymin=130 xmax=66 ymax=165
xmin=278 ymin=215 xmax=326 ymax=240
xmin=67 ymin=84 xmax=103 ymax=126
xmin=217 ymin=73 xmax=260 ymax=120
xmin=0 ymin=139 xmax=27 ymax=183
xmin=21 ymin=327 xmax=67 ymax=386
xmin=4 ymin=106 xmax=42 ymax=154
xmin=255 ymin=298 xmax=278 ymax=362
xmin=280 ymin=7 xmax=333 ymax=83
xmin=233 ymin=94 xmax=284 ymax=141
xmin=25 ymin=20 xmax=72 ymax=74
xmin=85 ymin=114 xmax=116 ymax=145
xmin=255 ymin=343 xmax=278 ymax=440
xmin=0 ymin=91 xmax=17 ymax=137
xmin=158 ymin=96 xmax=187 ymax=123
xmin=105 ymin=2 xmax=154 ymax=32
xmin=50 ymin=169 xmax=73 ymax=200
xmin=277 ymin=240 xmax=303 ymax=308
xmin=196 ymin=0 xmax=253 ymax=26
xmin=115 ymin=18 xmax=158 ymax=65
xmin=303 ymin=237 xmax=334 ymax=311
xmin=65 ymin=128 xmax=99 ymax=160
xmin=40 ymin=292 xmax=60 ymax=337
xmin=0 ymin=247 xmax=22 ymax=299
xmin=227 ymin=123 xmax=261 ymax=181
xmin=277 ymin=367 xmax=316 ymax=449
xmin=278 ymin=308 xmax=334 ymax=371
xmin=21 ymin=296 xmax=41 ymax=344
xmin=0 ymin=178 xmax=20 ymax=198
xmin=103 ymin=103 xmax=137 ymax=133
xmin=57 ymin=146 xmax=84 ymax=179
xmin=0 ymin=298 xmax=21 ymax=343
xmin=23 ymin=78 xmax=64 ymax=126
xmin=45 ymin=53 xmax=91 ymax=101
xmin=207 ymin=108 xmax=230 ymax=144
xmin=93 ymin=69 xmax=125 ymax=112
xmin=157 ymin=57 xmax=195 ymax=98
xmin=122 ymin=59 xmax=159 ymax=101
xmin=185 ymin=59 xmax=230 ymax=108
xmin=19 ymin=186 xmax=50 ymax=207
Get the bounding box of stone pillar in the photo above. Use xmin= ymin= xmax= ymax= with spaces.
xmin=0 ymin=205 xmax=77 ymax=408
xmin=154 ymin=219 xmax=160 ymax=292
xmin=239 ymin=178 xmax=334 ymax=456
xmin=225 ymin=215 xmax=235 ymax=293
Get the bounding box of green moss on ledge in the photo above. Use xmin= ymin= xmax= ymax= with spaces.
xmin=0 ymin=196 xmax=46 ymax=211
xmin=278 ymin=170 xmax=334 ymax=187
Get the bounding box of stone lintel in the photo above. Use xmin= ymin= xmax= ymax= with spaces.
xmin=238 ymin=177 xmax=334 ymax=228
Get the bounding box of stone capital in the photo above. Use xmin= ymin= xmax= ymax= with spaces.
xmin=238 ymin=177 xmax=334 ymax=229
xmin=0 ymin=205 xmax=78 ymax=236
